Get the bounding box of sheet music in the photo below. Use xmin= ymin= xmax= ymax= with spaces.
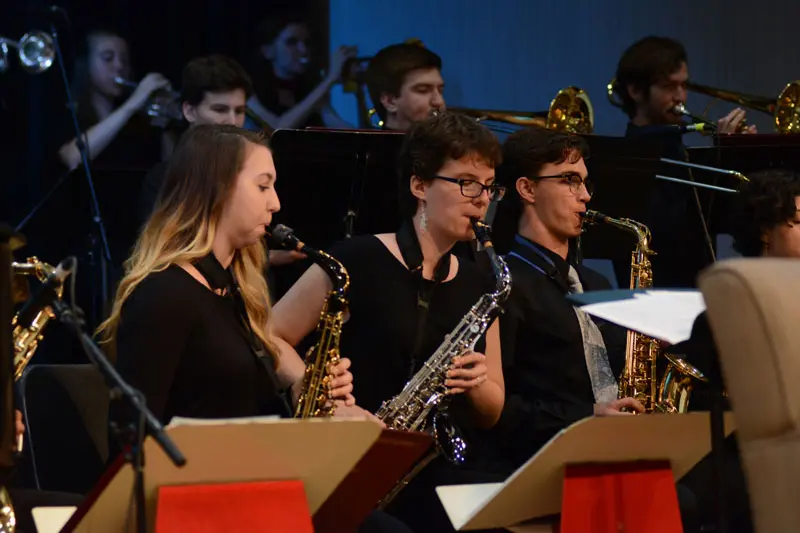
xmin=167 ymin=415 xmax=282 ymax=428
xmin=435 ymin=482 xmax=504 ymax=530
xmin=32 ymin=506 xmax=77 ymax=533
xmin=580 ymin=290 xmax=706 ymax=344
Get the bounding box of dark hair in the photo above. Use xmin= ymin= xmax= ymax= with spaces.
xmin=397 ymin=112 xmax=501 ymax=217
xmin=493 ymin=128 xmax=589 ymax=240
xmin=366 ymin=42 xmax=442 ymax=122
xmin=731 ymin=169 xmax=800 ymax=257
xmin=181 ymin=54 xmax=253 ymax=106
xmin=70 ymin=28 xmax=130 ymax=123
xmin=614 ymin=36 xmax=687 ymax=118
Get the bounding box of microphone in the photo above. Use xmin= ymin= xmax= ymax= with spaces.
xmin=16 ymin=257 xmax=76 ymax=329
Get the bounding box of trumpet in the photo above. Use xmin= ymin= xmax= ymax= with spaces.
xmin=114 ymin=77 xmax=183 ymax=128
xmin=0 ymin=31 xmax=55 ymax=74
xmin=449 ymin=86 xmax=595 ymax=135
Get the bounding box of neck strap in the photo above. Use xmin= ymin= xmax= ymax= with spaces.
xmin=395 ymin=219 xmax=451 ymax=282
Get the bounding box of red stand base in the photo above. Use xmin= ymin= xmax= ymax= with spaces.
xmin=560 ymin=460 xmax=683 ymax=533
xmin=155 ymin=480 xmax=313 ymax=533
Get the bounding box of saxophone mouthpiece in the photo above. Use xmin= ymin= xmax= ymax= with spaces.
xmin=266 ymin=224 xmax=304 ymax=252
xmin=471 ymin=219 xmax=494 ymax=248
xmin=581 ymin=210 xmax=607 ymax=224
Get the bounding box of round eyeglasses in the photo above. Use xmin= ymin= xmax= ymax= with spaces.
xmin=434 ymin=176 xmax=507 ymax=201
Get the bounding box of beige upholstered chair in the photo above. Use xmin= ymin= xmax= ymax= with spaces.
xmin=698 ymin=258 xmax=800 ymax=533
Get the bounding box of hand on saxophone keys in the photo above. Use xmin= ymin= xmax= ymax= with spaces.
xmin=445 ymin=351 xmax=489 ymax=394
xmin=325 ymin=358 xmax=356 ymax=406
xmin=594 ymin=397 xmax=646 ymax=416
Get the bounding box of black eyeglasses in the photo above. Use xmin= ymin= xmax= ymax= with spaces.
xmin=434 ymin=176 xmax=507 ymax=201
xmin=530 ymin=173 xmax=593 ymax=195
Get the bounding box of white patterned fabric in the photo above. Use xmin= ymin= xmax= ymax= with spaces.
xmin=567 ymin=265 xmax=618 ymax=403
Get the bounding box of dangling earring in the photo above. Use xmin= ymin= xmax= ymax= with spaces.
xmin=419 ymin=202 xmax=428 ymax=233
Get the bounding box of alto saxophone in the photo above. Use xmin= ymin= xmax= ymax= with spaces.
xmin=12 ymin=257 xmax=68 ymax=381
xmin=582 ymin=210 xmax=706 ymax=413
xmin=268 ymin=225 xmax=350 ymax=418
xmin=375 ymin=220 xmax=512 ymax=509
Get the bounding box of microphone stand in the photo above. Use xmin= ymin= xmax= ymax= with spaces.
xmin=21 ymin=20 xmax=112 ymax=329
xmin=51 ymin=295 xmax=186 ymax=533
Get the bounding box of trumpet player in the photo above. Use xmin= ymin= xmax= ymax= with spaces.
xmin=365 ymin=42 xmax=445 ymax=131
xmin=56 ymin=28 xmax=173 ymax=172
xmin=246 ymin=10 xmax=354 ymax=131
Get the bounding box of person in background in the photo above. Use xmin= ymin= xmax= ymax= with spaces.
xmin=245 ymin=11 xmax=354 ymax=131
xmin=365 ymin=41 xmax=445 ymax=132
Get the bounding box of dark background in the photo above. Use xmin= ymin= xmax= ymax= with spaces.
xmin=0 ymin=0 xmax=329 ymax=227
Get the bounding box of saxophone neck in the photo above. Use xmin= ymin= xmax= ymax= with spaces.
xmin=583 ymin=210 xmax=654 ymax=256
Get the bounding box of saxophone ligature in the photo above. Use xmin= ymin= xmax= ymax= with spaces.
xmin=267 ymin=224 xmax=350 ymax=418
xmin=374 ymin=219 xmax=512 ymax=508
xmin=581 ymin=210 xmax=706 ymax=413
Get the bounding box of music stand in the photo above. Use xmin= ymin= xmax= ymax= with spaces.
xmin=0 ymin=225 xmax=25 ymax=478
xmin=269 ymin=128 xmax=406 ymax=296
xmin=575 ymin=135 xmax=664 ymax=286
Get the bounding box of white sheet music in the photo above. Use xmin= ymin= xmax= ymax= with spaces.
xmin=580 ymin=290 xmax=706 ymax=344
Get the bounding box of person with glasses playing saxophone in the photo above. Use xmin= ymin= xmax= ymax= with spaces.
xmin=271 ymin=112 xmax=507 ymax=533
xmin=481 ymin=126 xmax=702 ymax=532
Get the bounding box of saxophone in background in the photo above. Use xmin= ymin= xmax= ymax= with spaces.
xmin=581 ymin=210 xmax=707 ymax=413
xmin=12 ymin=257 xmax=72 ymax=380
xmin=267 ymin=225 xmax=350 ymax=418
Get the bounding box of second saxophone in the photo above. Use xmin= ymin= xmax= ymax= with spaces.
xmin=581 ymin=210 xmax=706 ymax=413
xmin=268 ymin=224 xmax=350 ymax=418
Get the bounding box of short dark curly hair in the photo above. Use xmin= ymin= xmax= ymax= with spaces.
xmin=397 ymin=112 xmax=502 ymax=217
xmin=731 ymin=169 xmax=800 ymax=257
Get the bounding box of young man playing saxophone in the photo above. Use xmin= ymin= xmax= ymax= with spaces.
xmin=481 ymin=126 xmax=702 ymax=532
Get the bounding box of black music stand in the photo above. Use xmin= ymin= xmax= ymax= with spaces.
xmin=0 ymin=225 xmax=25 ymax=480
xmin=574 ymin=134 xmax=665 ymax=286
xmin=269 ymin=128 xmax=406 ymax=296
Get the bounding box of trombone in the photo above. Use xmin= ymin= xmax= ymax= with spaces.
xmin=607 ymin=77 xmax=800 ymax=134
xmin=0 ymin=31 xmax=55 ymax=74
xmin=449 ymin=86 xmax=595 ymax=135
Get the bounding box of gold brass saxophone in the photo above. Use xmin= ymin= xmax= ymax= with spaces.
xmin=581 ymin=210 xmax=706 ymax=413
xmin=12 ymin=257 xmax=66 ymax=381
xmin=267 ymin=225 xmax=349 ymax=418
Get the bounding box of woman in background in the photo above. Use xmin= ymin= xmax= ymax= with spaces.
xmin=246 ymin=11 xmax=354 ymax=131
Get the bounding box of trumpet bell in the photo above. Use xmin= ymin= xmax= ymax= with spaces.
xmin=19 ymin=32 xmax=55 ymax=73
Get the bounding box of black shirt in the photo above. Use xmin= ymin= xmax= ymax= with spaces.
xmin=322 ymin=235 xmax=493 ymax=415
xmin=489 ymin=235 xmax=626 ymax=471
xmin=115 ymin=265 xmax=287 ymax=425
xmin=252 ymin=60 xmax=324 ymax=130
xmin=137 ymin=159 xmax=169 ymax=225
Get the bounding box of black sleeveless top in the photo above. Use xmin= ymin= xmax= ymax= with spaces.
xmin=317 ymin=234 xmax=494 ymax=414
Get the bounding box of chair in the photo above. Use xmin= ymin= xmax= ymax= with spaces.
xmin=699 ymin=258 xmax=800 ymax=533
xmin=17 ymin=364 xmax=110 ymax=495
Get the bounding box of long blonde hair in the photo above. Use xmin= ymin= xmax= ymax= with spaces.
xmin=97 ymin=124 xmax=278 ymax=364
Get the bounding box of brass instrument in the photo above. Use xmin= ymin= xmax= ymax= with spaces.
xmin=12 ymin=257 xmax=68 ymax=381
xmin=1 ymin=256 xmax=70 ymax=533
xmin=0 ymin=32 xmax=55 ymax=74
xmin=449 ymin=86 xmax=595 ymax=134
xmin=267 ymin=225 xmax=349 ymax=418
xmin=581 ymin=210 xmax=706 ymax=413
xmin=608 ymin=77 xmax=800 ymax=134
xmin=114 ymin=77 xmax=183 ymax=128
xmin=376 ymin=219 xmax=512 ymax=508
